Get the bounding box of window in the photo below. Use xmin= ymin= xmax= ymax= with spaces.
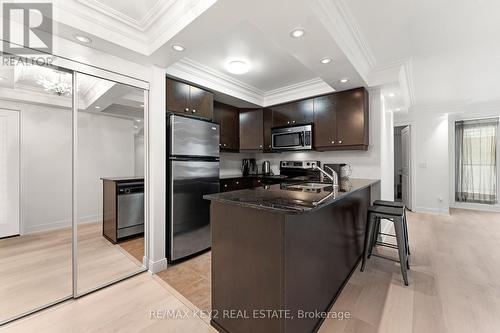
xmin=455 ymin=118 xmax=499 ymax=204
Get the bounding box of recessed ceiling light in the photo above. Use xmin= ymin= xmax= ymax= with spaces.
xmin=75 ymin=35 xmax=92 ymax=44
xmin=226 ymin=60 xmax=250 ymax=75
xmin=388 ymin=92 xmax=396 ymax=98
xmin=136 ymin=119 xmax=141 ymax=123
xmin=395 ymin=108 xmax=401 ymax=112
xmin=340 ymin=78 xmax=349 ymax=83
xmin=172 ymin=44 xmax=185 ymax=52
xmin=134 ymin=125 xmax=138 ymax=129
xmin=290 ymin=28 xmax=305 ymax=38
xmin=95 ymin=106 xmax=100 ymax=109
xmin=320 ymin=57 xmax=332 ymax=64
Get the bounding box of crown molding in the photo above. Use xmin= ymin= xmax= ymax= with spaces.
xmin=310 ymin=0 xmax=376 ymax=83
xmin=309 ymin=0 xmax=416 ymax=107
xmin=263 ymin=78 xmax=334 ymax=106
xmin=166 ymin=58 xmax=265 ymax=106
xmin=166 ymin=58 xmax=335 ymax=107
xmin=55 ymin=0 xmax=216 ymax=55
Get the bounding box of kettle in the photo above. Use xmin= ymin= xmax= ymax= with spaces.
xmin=262 ymin=161 xmax=271 ymax=175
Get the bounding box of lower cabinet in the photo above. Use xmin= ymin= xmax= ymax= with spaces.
xmin=220 ymin=177 xmax=262 ymax=192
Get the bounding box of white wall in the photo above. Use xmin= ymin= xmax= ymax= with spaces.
xmin=0 ymin=100 xmax=136 ymax=234
xmin=395 ymin=111 xmax=450 ymax=214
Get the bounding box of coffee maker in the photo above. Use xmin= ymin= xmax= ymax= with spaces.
xmin=242 ymin=158 xmax=257 ymax=176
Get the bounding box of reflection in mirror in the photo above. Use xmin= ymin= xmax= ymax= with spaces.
xmin=75 ymin=72 xmax=145 ymax=294
xmin=0 ymin=57 xmax=73 ymax=323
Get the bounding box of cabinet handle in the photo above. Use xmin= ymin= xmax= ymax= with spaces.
xmin=292 ymin=120 xmax=296 ymax=124
xmin=223 ymin=143 xmax=227 ymax=147
xmin=184 ymin=108 xmax=189 ymax=112
xmin=339 ymin=140 xmax=343 ymax=144
xmin=219 ymin=144 xmax=222 ymax=146
xmin=287 ymin=121 xmax=290 ymax=124
xmin=259 ymin=145 xmax=263 ymax=148
xmin=224 ymin=184 xmax=228 ymax=188
xmin=331 ymin=140 xmax=335 ymax=144
xmin=192 ymin=109 xmax=196 ymax=113
xmin=236 ymin=181 xmax=239 ymax=185
xmin=269 ymin=145 xmax=271 ymax=148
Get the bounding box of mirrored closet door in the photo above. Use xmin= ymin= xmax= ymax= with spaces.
xmin=75 ymin=72 xmax=146 ymax=295
xmin=0 ymin=57 xmax=73 ymax=324
xmin=0 ymin=57 xmax=148 ymax=324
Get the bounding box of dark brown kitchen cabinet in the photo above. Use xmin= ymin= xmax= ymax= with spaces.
xmin=166 ymin=77 xmax=213 ymax=119
xmin=239 ymin=108 xmax=263 ymax=151
xmin=263 ymin=108 xmax=273 ymax=152
xmin=214 ymin=102 xmax=239 ymax=152
xmin=271 ymin=99 xmax=313 ymax=127
xmin=220 ymin=177 xmax=253 ymax=192
xmin=313 ymin=88 xmax=369 ymax=150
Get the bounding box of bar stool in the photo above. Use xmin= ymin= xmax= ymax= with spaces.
xmin=372 ymin=200 xmax=411 ymax=258
xmin=361 ymin=205 xmax=409 ymax=286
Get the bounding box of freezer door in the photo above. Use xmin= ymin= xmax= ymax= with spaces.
xmin=170 ymin=115 xmax=220 ymax=157
xmin=169 ymin=160 xmax=219 ymax=261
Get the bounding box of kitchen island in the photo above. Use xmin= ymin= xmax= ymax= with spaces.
xmin=204 ymin=179 xmax=380 ymax=333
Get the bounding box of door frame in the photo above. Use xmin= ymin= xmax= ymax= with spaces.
xmin=394 ymin=121 xmax=416 ymax=211
xmin=0 ymin=108 xmax=21 ymax=238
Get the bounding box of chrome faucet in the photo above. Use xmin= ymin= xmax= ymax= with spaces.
xmin=313 ymin=164 xmax=338 ymax=186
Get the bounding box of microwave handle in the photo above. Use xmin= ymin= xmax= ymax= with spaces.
xmin=299 ymin=132 xmax=304 ymax=146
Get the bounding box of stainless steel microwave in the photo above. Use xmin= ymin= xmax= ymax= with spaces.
xmin=271 ymin=124 xmax=312 ymax=150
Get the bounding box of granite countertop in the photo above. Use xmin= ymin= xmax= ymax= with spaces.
xmin=204 ymin=178 xmax=380 ymax=214
xmin=100 ymin=176 xmax=144 ymax=182
xmin=219 ymin=173 xmax=287 ymax=180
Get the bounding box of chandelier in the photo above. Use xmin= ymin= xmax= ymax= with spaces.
xmin=36 ymin=72 xmax=72 ymax=96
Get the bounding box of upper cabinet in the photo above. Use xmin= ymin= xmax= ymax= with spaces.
xmin=166 ymin=78 xmax=213 ymax=120
xmin=239 ymin=108 xmax=263 ymax=151
xmin=214 ymin=102 xmax=239 ymax=152
xmin=313 ymin=88 xmax=369 ymax=150
xmin=271 ymin=99 xmax=313 ymax=127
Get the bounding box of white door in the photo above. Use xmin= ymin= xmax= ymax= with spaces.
xmin=0 ymin=110 xmax=20 ymax=238
xmin=401 ymin=126 xmax=412 ymax=210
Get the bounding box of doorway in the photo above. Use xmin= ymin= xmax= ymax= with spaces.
xmin=394 ymin=125 xmax=412 ymax=210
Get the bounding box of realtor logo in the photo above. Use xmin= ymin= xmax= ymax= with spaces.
xmin=2 ymin=3 xmax=53 ymax=55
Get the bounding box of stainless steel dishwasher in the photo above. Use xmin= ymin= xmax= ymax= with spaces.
xmin=117 ymin=182 xmax=144 ymax=239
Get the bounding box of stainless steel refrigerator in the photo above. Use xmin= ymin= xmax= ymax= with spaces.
xmin=167 ymin=114 xmax=220 ymax=262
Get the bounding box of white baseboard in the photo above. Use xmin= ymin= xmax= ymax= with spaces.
xmin=23 ymin=214 xmax=102 ymax=234
xmin=413 ymin=206 xmax=450 ymax=216
xmin=149 ymin=258 xmax=168 ymax=273
xmin=450 ymin=202 xmax=500 ymax=212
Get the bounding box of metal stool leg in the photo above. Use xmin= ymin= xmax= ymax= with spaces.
xmin=369 ymin=217 xmax=380 ymax=255
xmin=361 ymin=213 xmax=376 ymax=272
xmin=403 ymin=209 xmax=411 ymax=256
xmin=394 ymin=217 xmax=409 ymax=286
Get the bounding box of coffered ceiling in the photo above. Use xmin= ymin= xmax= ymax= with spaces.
xmin=9 ymin=0 xmax=415 ymax=109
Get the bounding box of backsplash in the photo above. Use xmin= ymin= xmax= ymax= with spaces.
xmin=220 ymin=147 xmax=380 ymax=180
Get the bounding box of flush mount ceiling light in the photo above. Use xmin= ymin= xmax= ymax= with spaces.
xmin=290 ymin=28 xmax=305 ymax=38
xmin=320 ymin=57 xmax=332 ymax=64
xmin=395 ymin=108 xmax=402 ymax=112
xmin=226 ymin=60 xmax=250 ymax=75
xmin=172 ymin=44 xmax=185 ymax=52
xmin=388 ymin=92 xmax=396 ymax=98
xmin=75 ymin=35 xmax=92 ymax=44
xmin=339 ymin=78 xmax=349 ymax=83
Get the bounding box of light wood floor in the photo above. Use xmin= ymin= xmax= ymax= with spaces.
xmin=2 ymin=208 xmax=499 ymax=332
xmin=0 ymin=273 xmax=216 ymax=333
xmin=0 ymin=222 xmax=144 ymax=323
xmin=159 ymin=208 xmax=500 ymax=333
xmin=156 ymin=251 xmax=211 ymax=312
